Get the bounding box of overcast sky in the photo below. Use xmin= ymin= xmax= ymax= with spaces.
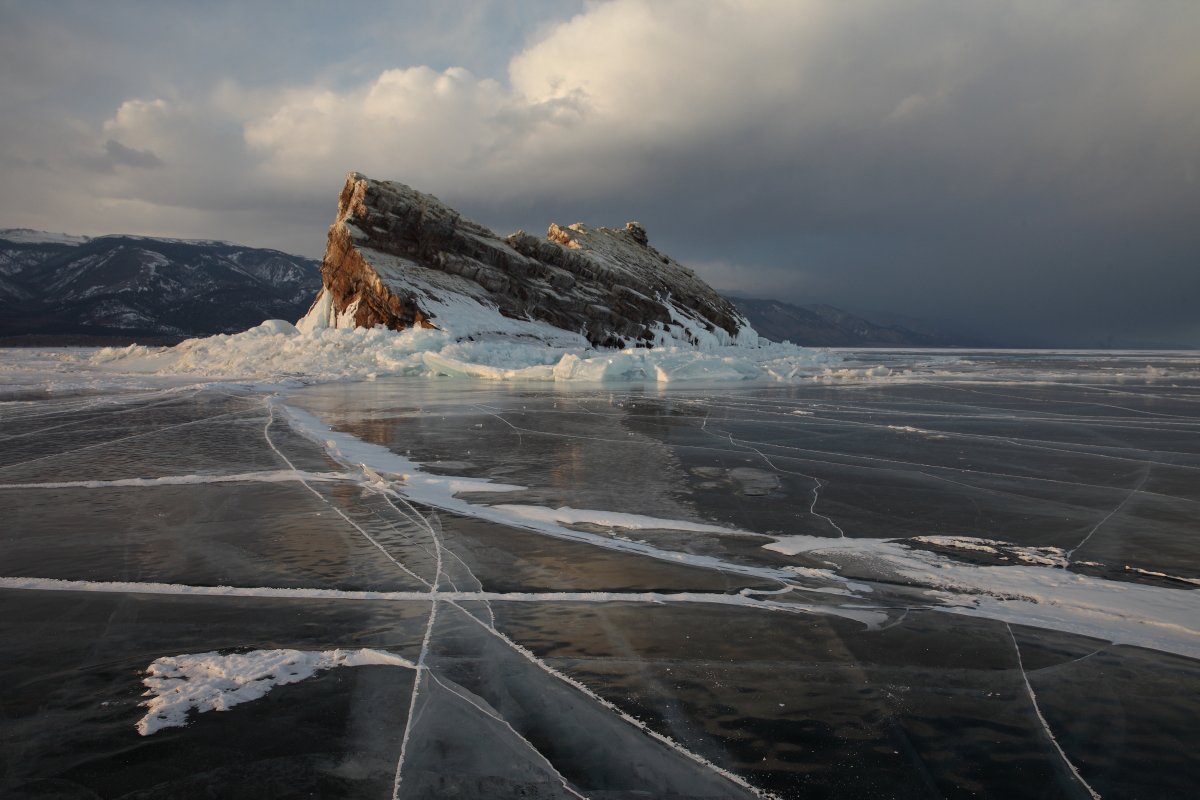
xmin=2 ymin=1 xmax=1197 ymax=346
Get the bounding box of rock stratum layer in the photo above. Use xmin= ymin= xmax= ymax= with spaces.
xmin=300 ymin=172 xmax=757 ymax=348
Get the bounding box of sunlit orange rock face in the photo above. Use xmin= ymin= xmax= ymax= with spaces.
xmin=316 ymin=177 xmax=438 ymax=331
xmin=307 ymin=171 xmax=751 ymax=348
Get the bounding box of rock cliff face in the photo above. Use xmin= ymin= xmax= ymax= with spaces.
xmin=300 ymin=172 xmax=757 ymax=348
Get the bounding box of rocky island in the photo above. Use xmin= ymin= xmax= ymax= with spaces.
xmin=299 ymin=172 xmax=758 ymax=349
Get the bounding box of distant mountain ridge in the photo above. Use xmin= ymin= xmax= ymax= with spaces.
xmin=0 ymin=229 xmax=321 ymax=342
xmin=730 ymin=296 xmax=955 ymax=347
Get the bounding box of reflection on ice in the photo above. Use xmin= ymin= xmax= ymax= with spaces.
xmin=3 ymin=348 xmax=1200 ymax=798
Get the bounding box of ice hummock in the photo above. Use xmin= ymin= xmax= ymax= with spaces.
xmin=90 ymin=312 xmax=839 ymax=385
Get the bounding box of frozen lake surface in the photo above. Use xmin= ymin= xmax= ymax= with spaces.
xmin=2 ymin=348 xmax=1199 ymax=798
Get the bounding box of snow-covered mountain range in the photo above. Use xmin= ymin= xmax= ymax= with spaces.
xmin=0 ymin=230 xmax=320 ymax=341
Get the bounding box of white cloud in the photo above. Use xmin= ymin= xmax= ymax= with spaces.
xmin=244 ymin=66 xmax=515 ymax=190
xmin=67 ymin=1 xmax=1195 ymax=221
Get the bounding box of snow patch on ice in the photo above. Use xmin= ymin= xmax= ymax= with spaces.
xmin=782 ymin=565 xmax=873 ymax=595
xmin=138 ymin=647 xmax=415 ymax=735
xmin=277 ymin=401 xmax=794 ymax=583
xmin=1124 ymin=565 xmax=1200 ymax=587
xmin=488 ymin=504 xmax=755 ymax=535
xmin=277 ymin=403 xmax=525 ymax=499
xmin=764 ymin=534 xmax=1200 ymax=659
xmin=885 ymin=425 xmax=945 ymax=438
xmin=911 ymin=535 xmax=1069 ymax=567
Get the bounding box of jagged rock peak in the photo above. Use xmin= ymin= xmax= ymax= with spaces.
xmin=625 ymin=221 xmax=649 ymax=246
xmin=547 ymin=220 xmax=649 ymax=248
xmin=300 ymin=171 xmax=757 ymax=349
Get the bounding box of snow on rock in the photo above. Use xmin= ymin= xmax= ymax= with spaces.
xmin=300 ymin=171 xmax=759 ymax=349
xmin=137 ymin=647 xmax=415 ymax=735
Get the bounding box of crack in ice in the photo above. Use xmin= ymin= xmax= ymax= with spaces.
xmin=263 ymin=398 xmax=432 ymax=589
xmin=427 ymin=672 xmax=589 ymax=800
xmin=449 ymin=599 xmax=780 ymax=800
xmin=1065 ymin=463 xmax=1152 ymax=563
xmin=1007 ymin=624 xmax=1102 ymax=799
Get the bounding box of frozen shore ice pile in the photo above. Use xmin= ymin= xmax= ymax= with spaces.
xmin=89 ymin=318 xmax=846 ymax=385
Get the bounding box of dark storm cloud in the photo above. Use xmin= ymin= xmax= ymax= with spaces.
xmin=74 ymin=140 xmax=163 ymax=173
xmin=99 ymin=139 xmax=164 ymax=170
xmin=0 ymin=0 xmax=1197 ymax=346
xmin=447 ymin=0 xmax=1200 ymax=347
